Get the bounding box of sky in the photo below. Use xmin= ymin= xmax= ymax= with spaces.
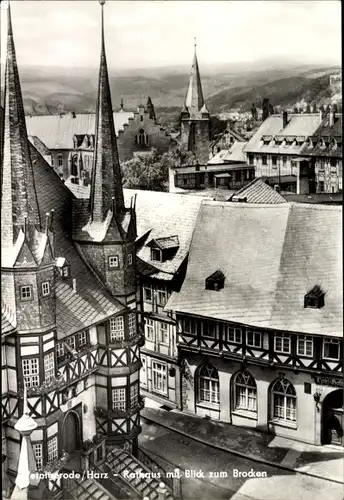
xmin=0 ymin=0 xmax=341 ymax=70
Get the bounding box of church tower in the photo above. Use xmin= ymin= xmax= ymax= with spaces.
xmin=1 ymin=1 xmax=58 ymax=478
xmin=180 ymin=40 xmax=210 ymax=164
xmin=73 ymin=0 xmax=141 ymax=449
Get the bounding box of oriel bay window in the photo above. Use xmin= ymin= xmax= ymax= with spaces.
xmin=234 ymin=371 xmax=257 ymax=413
xmin=47 ymin=436 xmax=58 ymax=463
xmin=33 ymin=443 xmax=43 ymax=469
xmin=44 ymin=352 xmax=55 ymax=383
xmin=128 ymin=313 xmax=136 ymax=339
xmin=130 ymin=383 xmax=139 ymax=410
xmin=110 ymin=316 xmax=124 ymax=342
xmin=198 ymin=365 xmax=219 ymax=405
xmin=112 ymin=388 xmax=126 ymax=411
xmin=271 ymin=379 xmax=297 ymax=423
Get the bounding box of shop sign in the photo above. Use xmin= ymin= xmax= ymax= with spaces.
xmin=314 ymin=376 xmax=344 ymax=387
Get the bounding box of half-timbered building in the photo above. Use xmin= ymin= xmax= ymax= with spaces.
xmin=1 ymin=2 xmax=144 ymax=494
xmin=167 ymin=201 xmax=343 ymax=446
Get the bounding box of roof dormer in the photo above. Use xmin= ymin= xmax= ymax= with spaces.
xmin=148 ymin=236 xmax=180 ymax=263
xmin=304 ymin=285 xmax=325 ymax=309
xmin=205 ymin=270 xmax=225 ymax=291
xmin=56 ymin=257 xmax=71 ymax=279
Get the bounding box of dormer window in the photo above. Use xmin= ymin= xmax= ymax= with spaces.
xmin=205 ymin=270 xmax=225 ymax=291
xmin=56 ymin=257 xmax=71 ymax=279
xmin=304 ymin=285 xmax=325 ymax=309
xmin=148 ymin=236 xmax=180 ymax=263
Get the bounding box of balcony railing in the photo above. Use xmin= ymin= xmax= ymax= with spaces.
xmin=94 ymin=397 xmax=144 ymax=419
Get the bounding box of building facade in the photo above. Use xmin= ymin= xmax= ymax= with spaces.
xmin=25 ymin=99 xmax=176 ymax=184
xmin=1 ymin=4 xmax=144 ymax=495
xmin=167 ymin=201 xmax=343 ymax=447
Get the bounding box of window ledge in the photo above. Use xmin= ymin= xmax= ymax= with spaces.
xmin=269 ymin=419 xmax=297 ymax=430
xmin=196 ymin=402 xmax=220 ymax=412
xmin=232 ymin=409 xmax=257 ymax=421
xmin=152 ymin=389 xmax=168 ymax=397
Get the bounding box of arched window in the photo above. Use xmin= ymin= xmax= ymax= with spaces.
xmin=272 ymin=378 xmax=296 ymax=422
xmin=234 ymin=371 xmax=257 ymax=412
xmin=198 ymin=365 xmax=219 ymax=405
xmin=136 ymin=129 xmax=148 ymax=145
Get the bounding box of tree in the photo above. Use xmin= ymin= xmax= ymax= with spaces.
xmin=209 ymin=116 xmax=227 ymax=140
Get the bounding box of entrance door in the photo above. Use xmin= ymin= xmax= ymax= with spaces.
xmin=322 ymin=389 xmax=344 ymax=446
xmin=63 ymin=411 xmax=80 ymax=454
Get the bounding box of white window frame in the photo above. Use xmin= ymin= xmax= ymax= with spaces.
xmin=184 ymin=317 xmax=196 ymax=334
xmin=22 ymin=358 xmax=39 ymax=387
xmin=227 ymin=326 xmax=242 ymax=344
xmin=141 ymin=356 xmax=147 ymax=387
xmin=20 ymin=285 xmax=33 ymax=301
xmin=66 ymin=336 xmax=76 ymax=351
xmin=159 ymin=322 xmax=169 ymax=345
xmin=145 ymin=318 xmax=154 ymax=341
xmin=198 ymin=365 xmax=219 ymax=405
xmin=151 ymin=248 xmax=162 ymax=262
xmin=33 ymin=443 xmax=43 ymax=469
xmin=127 ymin=253 xmax=133 ymax=266
xmin=44 ymin=352 xmax=55 ymax=383
xmin=234 ymin=372 xmax=257 ymax=413
xmin=297 ymin=335 xmax=313 ymax=357
xmin=78 ymin=330 xmax=87 ymax=347
xmin=128 ymin=313 xmax=136 ymax=339
xmin=323 ymin=338 xmax=340 ymax=361
xmin=108 ymin=255 xmax=119 ymax=269
xmin=130 ymin=383 xmax=139 ymax=410
xmin=272 ymin=379 xmax=297 ymax=423
xmin=110 ymin=316 xmax=124 ymax=342
xmin=112 ymin=388 xmax=126 ymax=411
xmin=203 ymin=321 xmax=216 ymax=339
xmin=42 ymin=282 xmax=50 ymax=297
xmin=56 ymin=342 xmax=64 ymax=358
xmin=246 ymin=330 xmax=262 ymax=348
xmin=47 ymin=435 xmax=58 ymax=463
xmin=157 ymin=288 xmax=168 ymax=306
xmin=152 ymin=361 xmax=167 ymax=395
xmin=274 ymin=334 xmax=291 ymax=354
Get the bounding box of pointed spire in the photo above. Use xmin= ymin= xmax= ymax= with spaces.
xmin=184 ymin=38 xmax=206 ymax=112
xmin=146 ymin=96 xmax=156 ymax=121
xmin=89 ymin=0 xmax=124 ymax=222
xmin=1 ymin=2 xmax=41 ymax=253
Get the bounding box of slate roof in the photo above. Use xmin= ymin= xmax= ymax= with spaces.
xmin=25 ymin=112 xmax=135 ymax=150
xmin=166 ymin=201 xmax=342 ymax=336
xmin=208 ymin=141 xmax=247 ymax=165
xmin=244 ymin=114 xmax=322 ymax=155
xmin=148 ymin=236 xmax=180 ymax=250
xmin=230 ymin=178 xmax=287 ymax=204
xmin=283 ymin=192 xmax=342 ymax=205
xmin=300 ymin=114 xmax=342 ymax=159
xmin=30 ymin=145 xmax=124 ymax=338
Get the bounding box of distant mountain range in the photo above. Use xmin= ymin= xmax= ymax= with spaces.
xmin=0 ymin=61 xmax=341 ymax=129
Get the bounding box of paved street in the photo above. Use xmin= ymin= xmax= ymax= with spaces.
xmin=139 ymin=417 xmax=343 ymax=500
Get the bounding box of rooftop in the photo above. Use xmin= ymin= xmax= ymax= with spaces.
xmin=167 ymin=201 xmax=342 ymax=336
xmin=230 ymin=178 xmax=287 ymax=204
xmin=208 ymin=141 xmax=247 ymax=165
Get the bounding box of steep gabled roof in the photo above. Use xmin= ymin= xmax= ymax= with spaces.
xmin=167 ymin=201 xmax=342 ymax=336
xmin=208 ymin=141 xmax=247 ymax=165
xmin=230 ymin=178 xmax=287 ymax=204
xmin=183 ymin=43 xmax=208 ymax=118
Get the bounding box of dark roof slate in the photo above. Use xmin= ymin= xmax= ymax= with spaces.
xmin=230 ymin=178 xmax=287 ymax=204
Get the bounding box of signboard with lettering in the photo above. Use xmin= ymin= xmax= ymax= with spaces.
xmin=314 ymin=376 xmax=344 ymax=387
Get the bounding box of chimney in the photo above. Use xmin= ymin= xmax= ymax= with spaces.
xmin=329 ymin=106 xmax=335 ymax=127
xmin=282 ymin=111 xmax=288 ymax=128
xmin=274 ymin=184 xmax=281 ymax=193
xmin=71 ymin=111 xmax=76 ymax=119
xmin=72 ymin=278 xmax=77 ymax=292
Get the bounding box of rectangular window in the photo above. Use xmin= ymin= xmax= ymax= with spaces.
xmin=282 ymin=156 xmax=287 ymax=165
xmin=330 ymin=158 xmax=337 ymax=167
xmin=248 ymin=154 xmax=254 ymax=166
xmin=203 ymin=321 xmax=216 ymax=338
xmin=47 ymin=436 xmax=58 ymax=463
xmin=78 ymin=331 xmax=87 ymax=347
xmin=66 ymin=336 xmax=76 ymax=351
xmin=130 ymin=383 xmax=139 ymax=410
xmin=20 ymin=285 xmax=33 ymax=301
xmin=57 ymin=155 xmax=63 ymax=167
xmin=22 ymin=358 xmax=39 ymax=387
xmin=127 ymin=253 xmax=133 ymax=267
xmin=42 ymin=282 xmax=50 ymax=297
xmin=297 ymin=336 xmax=313 ymax=357
xmin=262 ymin=155 xmax=267 ymax=166
xmin=56 ymin=342 xmax=64 ymax=358
xmin=184 ymin=317 xmax=196 ymax=334
xmin=319 ymin=181 xmax=325 ymax=192
xmin=44 ymin=352 xmax=55 ymax=383
xmin=33 ymin=443 xmax=43 ymax=469
xmin=128 ymin=313 xmax=136 ymax=339
xmin=323 ymin=339 xmax=340 ymax=360
xmin=108 ymin=255 xmax=119 ymax=268
xmin=143 ymin=286 xmax=152 ymax=303
xmin=246 ymin=331 xmax=262 ymax=348
xmin=272 ymin=155 xmax=277 ymax=167
xmin=274 ymin=334 xmax=291 ymax=354
xmin=159 ymin=322 xmax=169 ymax=344
xmin=227 ymin=326 xmax=242 ymax=343
xmin=110 ymin=316 xmax=124 ymax=342
xmin=151 ymin=248 xmax=162 ymax=262
xmin=141 ymin=356 xmax=147 ymax=386
xmin=112 ymin=388 xmax=126 ymax=411
xmin=152 ymin=361 xmax=167 ymax=394
xmin=157 ymin=288 xmax=168 ymax=306
xmin=145 ymin=318 xmax=154 ymax=341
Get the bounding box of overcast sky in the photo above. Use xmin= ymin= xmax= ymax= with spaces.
xmin=0 ymin=0 xmax=341 ymax=70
